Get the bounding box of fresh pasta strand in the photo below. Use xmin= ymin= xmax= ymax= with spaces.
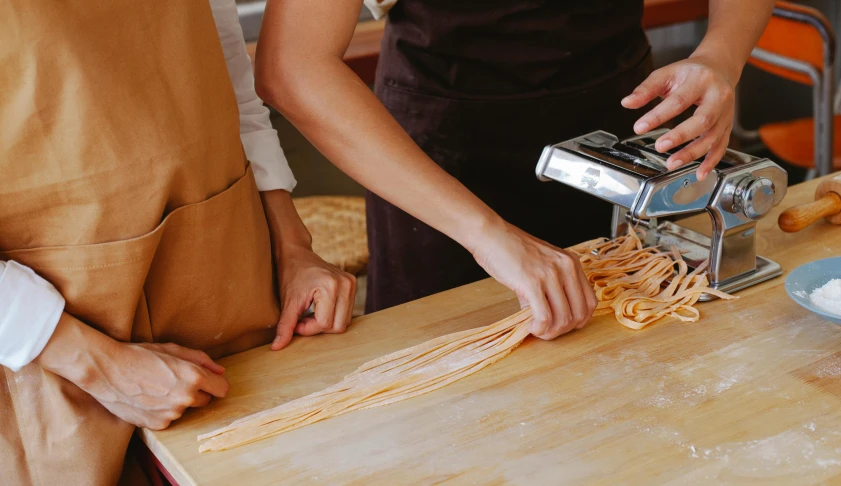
xmin=197 ymin=227 xmax=734 ymax=452
xmin=198 ymin=309 xmax=533 ymax=452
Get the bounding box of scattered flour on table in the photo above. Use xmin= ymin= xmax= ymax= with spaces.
xmin=646 ymin=425 xmax=841 ymax=472
xmin=814 ymin=355 xmax=841 ymax=378
xmin=810 ymin=279 xmax=841 ymax=315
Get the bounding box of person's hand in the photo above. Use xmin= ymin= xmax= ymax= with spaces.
xmin=82 ymin=342 xmax=229 ymax=430
xmin=621 ymin=54 xmax=739 ymax=181
xmin=470 ymin=221 xmax=597 ymax=339
xmin=258 ymin=189 xmax=357 ymax=350
xmin=36 ymin=314 xmax=229 ymax=430
xmin=272 ymin=244 xmax=357 ymax=350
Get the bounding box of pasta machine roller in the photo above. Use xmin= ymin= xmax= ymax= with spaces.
xmin=535 ymin=129 xmax=788 ymax=300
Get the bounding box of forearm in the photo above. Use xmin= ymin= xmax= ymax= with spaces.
xmin=693 ymin=0 xmax=775 ymax=83
xmin=35 ymin=312 xmax=114 ymax=387
xmin=255 ymin=0 xmax=504 ymax=254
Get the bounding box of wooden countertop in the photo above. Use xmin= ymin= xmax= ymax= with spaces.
xmin=143 ymin=174 xmax=841 ymax=485
xmin=246 ymin=0 xmax=709 ymax=85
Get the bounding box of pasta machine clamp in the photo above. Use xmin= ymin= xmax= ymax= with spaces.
xmin=535 ymin=130 xmax=788 ymax=299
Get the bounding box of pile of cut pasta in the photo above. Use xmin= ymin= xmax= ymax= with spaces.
xmin=197 ymin=228 xmax=734 ymax=452
xmin=571 ymin=228 xmax=735 ymax=330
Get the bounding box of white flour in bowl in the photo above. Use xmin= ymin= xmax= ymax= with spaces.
xmin=810 ymin=279 xmax=841 ymax=315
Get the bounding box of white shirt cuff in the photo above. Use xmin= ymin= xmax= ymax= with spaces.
xmin=0 ymin=261 xmax=65 ymax=372
xmin=364 ymin=0 xmax=397 ymax=19
xmin=242 ymin=130 xmax=297 ymax=192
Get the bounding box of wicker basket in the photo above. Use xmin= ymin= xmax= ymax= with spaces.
xmin=293 ymin=196 xmax=368 ymax=276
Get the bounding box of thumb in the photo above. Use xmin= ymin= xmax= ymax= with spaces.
xmin=272 ymin=297 xmax=309 ymax=351
xmin=621 ymin=68 xmax=669 ymax=110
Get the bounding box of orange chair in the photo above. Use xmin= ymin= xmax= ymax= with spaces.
xmin=734 ymin=2 xmax=836 ymax=178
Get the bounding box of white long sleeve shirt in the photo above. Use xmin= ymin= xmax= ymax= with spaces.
xmin=363 ymin=0 xmax=397 ymax=19
xmin=0 ymin=0 xmax=296 ymax=372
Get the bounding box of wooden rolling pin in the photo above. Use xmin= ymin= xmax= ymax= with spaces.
xmin=779 ymin=174 xmax=841 ymax=232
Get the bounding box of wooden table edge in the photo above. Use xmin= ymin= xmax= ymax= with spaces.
xmin=139 ymin=428 xmax=196 ymax=486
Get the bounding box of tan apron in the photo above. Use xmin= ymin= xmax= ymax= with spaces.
xmin=0 ymin=1 xmax=281 ymax=484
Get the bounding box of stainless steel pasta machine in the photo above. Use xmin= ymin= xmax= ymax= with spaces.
xmin=535 ymin=129 xmax=788 ymax=300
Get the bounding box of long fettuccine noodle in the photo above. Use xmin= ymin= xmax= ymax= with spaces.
xmin=198 ymin=228 xmax=734 ymax=452
xmin=198 ymin=309 xmax=533 ymax=452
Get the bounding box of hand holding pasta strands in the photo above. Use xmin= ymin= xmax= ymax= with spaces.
xmin=198 ymin=228 xmax=736 ymax=452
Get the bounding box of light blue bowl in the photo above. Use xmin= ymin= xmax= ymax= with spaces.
xmin=786 ymin=257 xmax=841 ymax=325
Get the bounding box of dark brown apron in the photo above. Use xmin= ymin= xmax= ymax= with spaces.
xmin=366 ymin=0 xmax=653 ymax=312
